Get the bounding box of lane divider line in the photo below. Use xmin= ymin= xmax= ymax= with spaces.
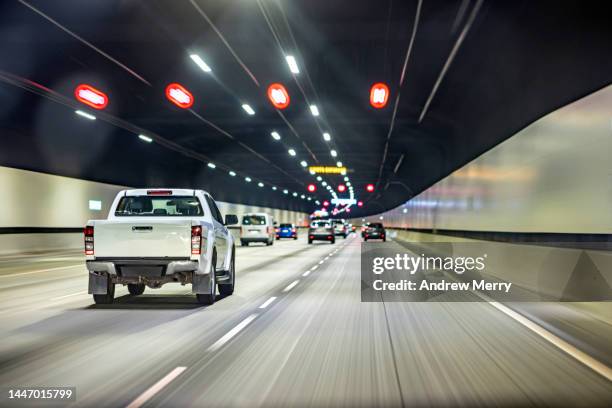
xmin=488 ymin=300 xmax=612 ymax=382
xmin=0 ymin=264 xmax=82 ymax=278
xmin=283 ymin=280 xmax=299 ymax=292
xmin=207 ymin=314 xmax=258 ymax=352
xmin=259 ymin=296 xmax=277 ymax=309
xmin=319 ymin=260 xmax=324 ymax=265
xmin=126 ymin=366 xmax=187 ymax=408
xmin=302 ymin=270 xmax=311 ymax=277
xmin=310 ymin=265 xmax=318 ymax=271
xmin=50 ymin=291 xmax=88 ymax=301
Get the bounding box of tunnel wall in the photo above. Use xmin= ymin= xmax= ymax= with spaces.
xmin=359 ymin=85 xmax=612 ymax=234
xmin=0 ymin=166 xmax=309 ymax=254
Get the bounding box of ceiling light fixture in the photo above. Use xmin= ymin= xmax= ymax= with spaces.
xmin=229 ymin=171 xmax=236 ymax=176
xmin=271 ymin=131 xmax=281 ymax=140
xmin=288 ymin=149 xmax=297 ymax=156
xmin=323 ymin=132 xmax=331 ymax=141
xmin=189 ymin=54 xmax=212 ymax=72
xmin=300 ymin=160 xmax=307 ymax=167
xmin=241 ymin=104 xmax=255 ymax=115
xmin=285 ymin=55 xmax=299 ymax=74
xmin=75 ymin=110 xmax=96 ymax=120
xmin=310 ymin=105 xmax=320 ymax=116
xmin=138 ymin=134 xmax=152 ymax=143
xmin=207 ymin=162 xmax=216 ymax=169
xmin=330 ymin=150 xmax=337 ymax=157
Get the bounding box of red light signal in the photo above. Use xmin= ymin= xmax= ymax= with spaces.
xmin=74 ymin=84 xmax=108 ymax=110
xmin=338 ymin=184 xmax=346 ymax=192
xmin=323 ymin=200 xmax=330 ymax=207
xmin=366 ymin=184 xmax=375 ymax=192
xmin=307 ymin=184 xmax=316 ymax=192
xmin=346 ymin=208 xmax=351 ymax=213
xmin=370 ymin=83 xmax=389 ymax=108
xmin=165 ymin=83 xmax=194 ymax=109
xmin=357 ymin=201 xmax=363 ymax=207
xmin=267 ymin=83 xmax=290 ymax=109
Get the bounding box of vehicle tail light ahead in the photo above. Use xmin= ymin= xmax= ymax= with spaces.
xmin=292 ymin=228 xmax=296 ymax=233
xmin=84 ymin=226 xmax=94 ymax=255
xmin=192 ymin=226 xmax=202 ymax=255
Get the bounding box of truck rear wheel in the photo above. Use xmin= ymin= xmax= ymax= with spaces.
xmin=93 ymin=276 xmax=115 ymax=304
xmin=128 ymin=283 xmax=145 ymax=296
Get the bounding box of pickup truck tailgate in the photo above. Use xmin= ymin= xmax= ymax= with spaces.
xmin=94 ymin=220 xmax=192 ymax=258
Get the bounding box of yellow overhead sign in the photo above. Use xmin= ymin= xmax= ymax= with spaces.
xmin=309 ymin=166 xmax=347 ymax=175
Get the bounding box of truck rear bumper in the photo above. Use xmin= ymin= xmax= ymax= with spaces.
xmin=87 ymin=259 xmax=200 ymax=276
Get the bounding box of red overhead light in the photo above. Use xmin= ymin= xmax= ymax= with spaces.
xmin=74 ymin=84 xmax=108 ymax=110
xmin=357 ymin=201 xmax=364 ymax=207
xmin=369 ymin=82 xmax=390 ymax=109
xmin=307 ymin=184 xmax=316 ymax=192
xmin=165 ymin=83 xmax=194 ymax=109
xmin=323 ymin=200 xmax=330 ymax=207
xmin=366 ymin=184 xmax=375 ymax=192
xmin=267 ymin=83 xmax=290 ymax=109
xmin=337 ymin=184 xmax=346 ymax=193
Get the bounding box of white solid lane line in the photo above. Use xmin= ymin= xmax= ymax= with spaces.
xmin=0 ymin=264 xmax=82 ymax=278
xmin=259 ymin=297 xmax=277 ymax=309
xmin=302 ymin=270 xmax=311 ymax=277
xmin=488 ymin=301 xmax=612 ymax=382
xmin=126 ymin=366 xmax=187 ymax=408
xmin=50 ymin=291 xmax=88 ymax=301
xmin=319 ymin=260 xmax=324 ymax=265
xmin=283 ymin=280 xmax=300 ymax=292
xmin=207 ymin=314 xmax=258 ymax=352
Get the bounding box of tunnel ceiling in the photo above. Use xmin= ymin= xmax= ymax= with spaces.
xmin=0 ymin=0 xmax=610 ymax=216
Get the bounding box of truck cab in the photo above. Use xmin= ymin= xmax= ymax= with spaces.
xmin=85 ymin=189 xmax=238 ymax=305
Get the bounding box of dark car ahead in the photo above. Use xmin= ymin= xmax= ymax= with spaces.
xmin=308 ymin=220 xmax=335 ymax=244
xmin=363 ymin=223 xmax=386 ymax=242
xmin=360 ymin=222 xmax=370 ymax=238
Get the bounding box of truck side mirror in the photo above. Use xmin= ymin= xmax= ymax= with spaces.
xmin=224 ymin=214 xmax=238 ymax=226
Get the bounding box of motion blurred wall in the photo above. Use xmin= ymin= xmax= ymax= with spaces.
xmin=0 ymin=166 xmax=309 ymax=254
xmin=362 ymin=85 xmax=612 ymax=234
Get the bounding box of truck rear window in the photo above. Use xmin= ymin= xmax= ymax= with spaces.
xmin=242 ymin=215 xmax=266 ymax=225
xmin=114 ymin=196 xmax=204 ymax=216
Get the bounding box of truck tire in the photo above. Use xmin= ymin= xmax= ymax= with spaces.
xmin=128 ymin=283 xmax=145 ymax=296
xmin=197 ymin=250 xmax=217 ymax=305
xmin=93 ymin=276 xmax=115 ymax=304
xmin=308 ymin=239 xmax=313 ymax=244
xmin=241 ymin=240 xmax=248 ymax=247
xmin=331 ymin=238 xmax=335 ymax=244
xmin=218 ymin=249 xmax=235 ymax=297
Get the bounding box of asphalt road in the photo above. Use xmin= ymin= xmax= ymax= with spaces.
xmin=0 ymin=234 xmax=611 ymax=407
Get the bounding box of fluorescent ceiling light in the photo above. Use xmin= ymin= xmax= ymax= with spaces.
xmin=309 ymin=170 xmax=315 ymax=175
xmin=322 ymin=181 xmax=327 ymax=186
xmin=271 ymin=131 xmax=281 ymax=140
xmin=229 ymin=171 xmax=236 ymax=176
xmin=316 ymin=176 xmax=322 ymax=181
xmin=292 ymin=192 xmax=298 ymax=197
xmin=336 ymin=161 xmax=342 ymax=167
xmin=283 ymin=189 xmax=289 ymax=194
xmin=272 ymin=186 xmax=277 ymax=190
xmin=300 ymin=160 xmax=307 ymax=167
xmin=285 ymin=55 xmax=299 ymax=74
xmin=323 ymin=132 xmax=331 ymax=141
xmin=330 ymin=150 xmax=337 ymax=157
xmin=288 ymin=148 xmax=296 ymax=156
xmin=207 ymin=162 xmax=216 ymax=169
xmin=189 ymin=54 xmax=212 ymax=72
xmin=138 ymin=134 xmax=153 ymax=143
xmin=241 ymin=104 xmax=255 ymax=115
xmin=310 ymin=105 xmax=320 ymax=116
xmin=258 ymin=182 xmax=264 ymax=187
xmin=75 ymin=110 xmax=96 ymax=120
xmin=245 ymin=177 xmax=252 ymax=182
xmin=344 ymin=176 xmax=349 ymax=181
xmin=300 ymin=194 xmax=305 ymax=199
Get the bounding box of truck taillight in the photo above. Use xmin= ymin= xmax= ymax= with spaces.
xmin=192 ymin=226 xmax=202 ymax=255
xmin=84 ymin=226 xmax=94 ymax=255
xmin=292 ymin=228 xmax=296 ymax=233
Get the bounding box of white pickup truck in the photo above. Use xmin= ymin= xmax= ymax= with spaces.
xmin=85 ymin=189 xmax=238 ymax=305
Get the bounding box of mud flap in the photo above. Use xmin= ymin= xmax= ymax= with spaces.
xmin=89 ymin=272 xmax=109 ymax=294
xmin=192 ymin=273 xmax=213 ymax=294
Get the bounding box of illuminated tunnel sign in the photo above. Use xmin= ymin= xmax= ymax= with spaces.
xmin=165 ymin=83 xmax=194 ymax=109
xmin=74 ymin=84 xmax=108 ymax=110
xmin=267 ymin=83 xmax=290 ymax=109
xmin=370 ymin=82 xmax=389 ymax=108
xmin=309 ymin=166 xmax=347 ymax=175
xmin=331 ymin=198 xmax=357 ymax=206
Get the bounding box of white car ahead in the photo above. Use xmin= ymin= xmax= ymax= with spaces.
xmin=85 ymin=189 xmax=238 ymax=305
